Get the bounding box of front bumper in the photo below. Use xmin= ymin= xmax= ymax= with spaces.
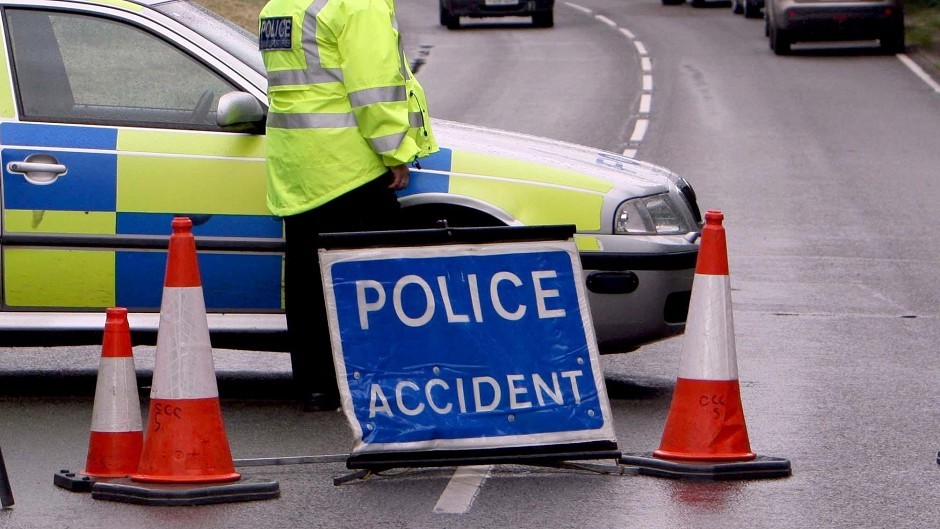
xmin=581 ymin=248 xmax=697 ymax=354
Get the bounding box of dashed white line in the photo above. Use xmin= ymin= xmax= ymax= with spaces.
xmin=433 ymin=465 xmax=492 ymax=514
xmin=565 ymin=3 xmax=652 ymax=157
xmin=564 ymin=2 xmax=593 ymax=14
xmin=897 ymin=54 xmax=940 ymax=93
xmin=630 ymin=118 xmax=649 ymax=142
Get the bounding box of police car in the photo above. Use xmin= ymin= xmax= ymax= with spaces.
xmin=0 ymin=0 xmax=701 ymax=354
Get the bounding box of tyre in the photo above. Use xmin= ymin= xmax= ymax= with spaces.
xmin=732 ymin=0 xmax=743 ymax=14
xmin=532 ymin=10 xmax=554 ymax=27
xmin=662 ymin=0 xmax=684 ymax=4
xmin=743 ymin=0 xmax=761 ymax=18
xmin=690 ymin=0 xmax=705 ymax=7
xmin=770 ymin=25 xmax=790 ymax=55
xmin=440 ymin=3 xmax=460 ymax=29
xmin=880 ymin=25 xmax=905 ymax=54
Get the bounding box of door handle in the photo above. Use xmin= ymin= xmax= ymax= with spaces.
xmin=7 ymin=154 xmax=68 ymax=185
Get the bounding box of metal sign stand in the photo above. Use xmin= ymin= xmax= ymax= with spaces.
xmin=1 ymin=445 xmax=14 ymax=508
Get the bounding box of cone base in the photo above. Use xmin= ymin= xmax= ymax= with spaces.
xmin=653 ymin=448 xmax=756 ymax=462
xmin=91 ymin=476 xmax=280 ymax=506
xmin=620 ymin=452 xmax=791 ymax=480
xmin=53 ymin=469 xmax=97 ymax=493
xmin=130 ymin=471 xmax=241 ymax=485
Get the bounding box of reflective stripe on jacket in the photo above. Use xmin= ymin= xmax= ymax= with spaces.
xmin=260 ymin=0 xmax=438 ymax=217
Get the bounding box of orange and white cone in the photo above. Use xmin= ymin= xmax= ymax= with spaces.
xmin=84 ymin=307 xmax=144 ymax=477
xmin=620 ymin=210 xmax=790 ymax=479
xmin=130 ymin=217 xmax=240 ymax=484
xmin=53 ymin=306 xmax=144 ymax=493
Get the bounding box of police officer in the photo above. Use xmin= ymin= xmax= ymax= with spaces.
xmin=259 ymin=0 xmax=438 ymax=411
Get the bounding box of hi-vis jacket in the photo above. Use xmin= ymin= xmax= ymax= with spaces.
xmin=259 ymin=0 xmax=438 ymax=217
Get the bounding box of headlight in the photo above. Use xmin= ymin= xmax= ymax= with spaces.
xmin=614 ymin=194 xmax=690 ymax=235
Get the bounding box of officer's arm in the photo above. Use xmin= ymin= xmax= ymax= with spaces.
xmin=338 ymin=5 xmax=420 ymax=167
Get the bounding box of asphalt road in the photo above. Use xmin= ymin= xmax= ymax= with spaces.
xmin=3 ymin=0 xmax=940 ymax=527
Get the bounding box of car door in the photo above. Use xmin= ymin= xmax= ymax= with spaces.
xmin=0 ymin=3 xmax=283 ymax=313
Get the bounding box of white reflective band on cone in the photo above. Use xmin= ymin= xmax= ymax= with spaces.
xmin=91 ymin=357 xmax=143 ymax=432
xmin=677 ymin=274 xmax=738 ymax=381
xmin=152 ymin=287 xmax=219 ymax=400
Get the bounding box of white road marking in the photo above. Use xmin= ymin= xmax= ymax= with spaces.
xmin=433 ymin=465 xmax=492 ymax=514
xmin=564 ymin=2 xmax=593 ymax=14
xmin=564 ymin=3 xmax=653 ymax=157
xmin=630 ymin=119 xmax=649 ymax=142
xmin=897 ymin=54 xmax=940 ymax=94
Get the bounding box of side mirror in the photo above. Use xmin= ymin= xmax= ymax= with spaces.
xmin=216 ymin=91 xmax=266 ymax=132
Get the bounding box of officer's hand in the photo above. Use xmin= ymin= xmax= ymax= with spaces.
xmin=389 ymin=164 xmax=410 ymax=190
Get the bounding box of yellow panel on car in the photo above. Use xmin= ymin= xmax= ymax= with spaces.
xmin=3 ymin=249 xmax=115 ymax=307
xmin=452 ymin=151 xmax=613 ymax=193
xmin=118 ymin=129 xmax=265 ymax=159
xmin=3 ymin=210 xmax=116 ymax=234
xmin=117 ymin=156 xmax=267 ymax=215
xmin=450 ymin=176 xmax=604 ymax=231
xmin=575 ymin=235 xmax=601 ymax=251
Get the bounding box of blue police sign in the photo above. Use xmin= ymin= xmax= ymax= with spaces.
xmin=320 ymin=240 xmax=616 ymax=456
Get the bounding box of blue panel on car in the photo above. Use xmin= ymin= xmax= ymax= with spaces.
xmin=117 ymin=212 xmax=283 ymax=238
xmin=397 ymin=148 xmax=451 ymax=198
xmin=2 ymin=148 xmax=117 ymax=211
xmin=416 ymin=147 xmax=452 ymax=171
xmin=0 ymin=122 xmax=117 ymax=150
xmin=116 ymin=251 xmax=283 ymax=310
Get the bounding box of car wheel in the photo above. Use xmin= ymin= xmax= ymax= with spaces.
xmin=440 ymin=3 xmax=460 ymax=29
xmin=743 ymin=0 xmax=761 ymax=18
xmin=770 ymin=25 xmax=791 ymax=55
xmin=662 ymin=0 xmax=684 ymax=5
xmin=880 ymin=25 xmax=905 ymax=54
xmin=532 ymin=10 xmax=554 ymax=27
xmin=732 ymin=0 xmax=744 ymax=15
xmin=690 ymin=0 xmax=705 ymax=7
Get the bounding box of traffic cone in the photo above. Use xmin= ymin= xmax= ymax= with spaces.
xmin=92 ymin=217 xmax=278 ymax=505
xmin=53 ymin=307 xmax=144 ymax=492
xmin=620 ymin=210 xmax=791 ymax=479
xmin=131 ymin=216 xmax=240 ymax=484
xmin=85 ymin=307 xmax=144 ymax=476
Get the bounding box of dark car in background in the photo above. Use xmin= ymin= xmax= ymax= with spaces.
xmin=439 ymin=0 xmax=554 ymax=29
xmin=732 ymin=0 xmax=764 ymax=19
xmin=766 ymin=0 xmax=905 ymax=55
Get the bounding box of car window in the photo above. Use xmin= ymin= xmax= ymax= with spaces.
xmin=5 ymin=9 xmax=237 ymax=130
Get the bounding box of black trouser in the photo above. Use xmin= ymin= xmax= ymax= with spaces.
xmin=283 ymin=172 xmax=402 ymax=400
